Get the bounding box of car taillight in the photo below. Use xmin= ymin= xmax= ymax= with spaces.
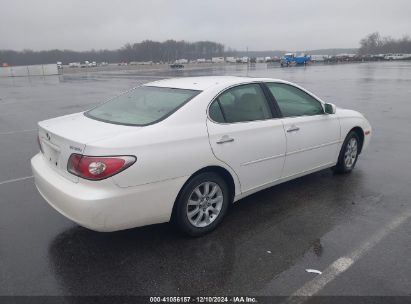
xmin=67 ymin=154 xmax=136 ymax=180
xmin=37 ymin=135 xmax=44 ymax=154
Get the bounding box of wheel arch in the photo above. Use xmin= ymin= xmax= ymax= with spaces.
xmin=348 ymin=126 xmax=364 ymax=154
xmin=171 ymin=165 xmax=237 ymax=220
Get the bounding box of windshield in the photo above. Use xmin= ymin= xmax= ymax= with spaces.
xmin=85 ymin=86 xmax=200 ymax=126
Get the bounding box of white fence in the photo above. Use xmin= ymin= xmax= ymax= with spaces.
xmin=0 ymin=64 xmax=59 ymax=77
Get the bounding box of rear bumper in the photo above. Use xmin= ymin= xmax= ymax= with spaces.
xmin=31 ymin=153 xmax=187 ymax=232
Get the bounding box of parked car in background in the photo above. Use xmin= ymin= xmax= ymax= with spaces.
xmin=384 ymin=53 xmax=411 ymax=60
xmin=68 ymin=62 xmax=80 ymax=68
xmin=196 ymin=58 xmax=207 ymax=63
xmin=310 ymin=55 xmax=327 ymax=62
xmin=31 ymin=76 xmax=372 ymax=236
xmin=175 ymin=59 xmax=188 ymax=64
xmin=211 ymin=57 xmax=224 ymax=63
xmin=225 ymin=57 xmax=237 ymax=63
xmin=80 ymin=61 xmax=95 ymax=68
xmin=170 ymin=63 xmax=184 ymax=69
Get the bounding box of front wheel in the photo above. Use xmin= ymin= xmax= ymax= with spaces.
xmin=334 ymin=131 xmax=360 ymax=173
xmin=174 ymin=172 xmax=230 ymax=236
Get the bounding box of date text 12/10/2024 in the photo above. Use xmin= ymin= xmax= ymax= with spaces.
xmin=149 ymin=296 xmax=258 ymax=303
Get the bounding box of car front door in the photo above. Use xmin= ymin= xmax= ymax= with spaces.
xmin=265 ymin=82 xmax=341 ymax=178
xmin=207 ymin=83 xmax=286 ymax=194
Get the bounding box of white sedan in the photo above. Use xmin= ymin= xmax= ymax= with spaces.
xmin=31 ymin=76 xmax=372 ymax=236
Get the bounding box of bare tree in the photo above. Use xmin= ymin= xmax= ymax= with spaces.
xmin=359 ymin=32 xmax=411 ymax=54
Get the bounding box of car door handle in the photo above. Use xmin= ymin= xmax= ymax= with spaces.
xmin=216 ymin=136 xmax=234 ymax=144
xmin=287 ymin=126 xmax=300 ymax=132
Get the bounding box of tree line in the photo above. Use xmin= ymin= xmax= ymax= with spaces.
xmin=3 ymin=33 xmax=410 ymax=66
xmin=0 ymin=40 xmax=234 ymax=66
xmin=358 ymin=32 xmax=411 ymax=55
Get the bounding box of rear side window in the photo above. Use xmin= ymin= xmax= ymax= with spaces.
xmin=86 ymin=86 xmax=200 ymax=126
xmin=266 ymin=83 xmax=324 ymax=117
xmin=209 ymin=84 xmax=272 ymax=123
xmin=209 ymin=102 xmax=225 ymax=123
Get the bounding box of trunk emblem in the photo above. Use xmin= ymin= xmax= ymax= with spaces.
xmin=70 ymin=146 xmax=82 ymax=152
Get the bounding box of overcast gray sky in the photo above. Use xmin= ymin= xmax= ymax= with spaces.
xmin=1 ymin=0 xmax=410 ymax=51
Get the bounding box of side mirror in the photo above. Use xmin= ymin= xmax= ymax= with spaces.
xmin=324 ymin=103 xmax=336 ymax=114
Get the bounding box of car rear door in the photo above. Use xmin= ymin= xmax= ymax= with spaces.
xmin=206 ymin=83 xmax=286 ymax=194
xmin=265 ymin=82 xmax=340 ymax=178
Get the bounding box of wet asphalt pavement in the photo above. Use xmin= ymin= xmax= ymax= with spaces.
xmin=0 ymin=62 xmax=410 ymax=298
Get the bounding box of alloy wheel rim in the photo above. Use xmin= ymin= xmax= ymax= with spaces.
xmin=344 ymin=137 xmax=358 ymax=168
xmin=187 ymin=182 xmax=223 ymax=228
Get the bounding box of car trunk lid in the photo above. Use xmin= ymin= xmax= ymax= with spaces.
xmin=38 ymin=112 xmax=139 ymax=182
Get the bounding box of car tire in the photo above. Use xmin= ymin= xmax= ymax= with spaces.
xmin=334 ymin=131 xmax=360 ymax=173
xmin=174 ymin=172 xmax=230 ymax=237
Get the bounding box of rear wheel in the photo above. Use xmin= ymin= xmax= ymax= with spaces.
xmin=174 ymin=172 xmax=230 ymax=236
xmin=334 ymin=131 xmax=360 ymax=173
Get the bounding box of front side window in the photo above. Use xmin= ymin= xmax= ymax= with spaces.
xmin=209 ymin=83 xmax=272 ymax=123
xmin=86 ymin=86 xmax=200 ymax=126
xmin=266 ymin=83 xmax=324 ymax=117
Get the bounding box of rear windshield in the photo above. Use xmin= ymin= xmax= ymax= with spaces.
xmin=85 ymin=86 xmax=200 ymax=126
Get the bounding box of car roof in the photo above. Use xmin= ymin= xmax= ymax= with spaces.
xmin=144 ymin=76 xmax=285 ymax=91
